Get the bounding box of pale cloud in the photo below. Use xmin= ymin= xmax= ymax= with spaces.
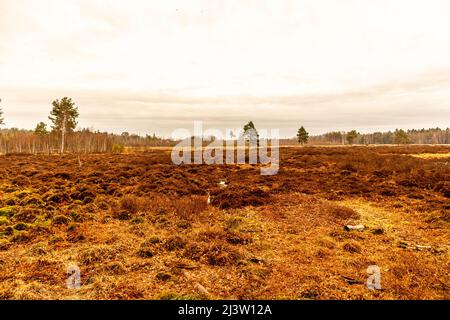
xmin=0 ymin=0 xmax=449 ymax=136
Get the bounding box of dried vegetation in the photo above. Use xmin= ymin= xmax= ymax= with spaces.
xmin=0 ymin=146 xmax=449 ymax=299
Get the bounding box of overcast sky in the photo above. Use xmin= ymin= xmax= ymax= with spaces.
xmin=0 ymin=0 xmax=449 ymax=137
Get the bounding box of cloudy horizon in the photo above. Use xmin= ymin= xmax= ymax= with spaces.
xmin=1 ymin=0 xmax=449 ymax=138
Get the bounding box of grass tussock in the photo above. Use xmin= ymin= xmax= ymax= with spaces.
xmin=0 ymin=146 xmax=448 ymax=299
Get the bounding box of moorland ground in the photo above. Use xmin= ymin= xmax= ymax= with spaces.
xmin=0 ymin=145 xmax=449 ymax=300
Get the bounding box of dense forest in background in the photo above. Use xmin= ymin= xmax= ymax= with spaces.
xmin=0 ymin=128 xmax=175 ymax=154
xmin=1 ymin=96 xmax=449 ymax=154
xmin=0 ymin=127 xmax=448 ymax=154
xmin=306 ymin=128 xmax=450 ymax=145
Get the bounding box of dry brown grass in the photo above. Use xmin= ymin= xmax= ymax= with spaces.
xmin=0 ymin=146 xmax=449 ymax=300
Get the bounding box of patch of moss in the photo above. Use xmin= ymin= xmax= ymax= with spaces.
xmin=49 ymin=235 xmax=64 ymax=244
xmin=31 ymin=242 xmax=47 ymax=255
xmin=0 ymin=216 xmax=10 ymax=226
xmin=70 ymin=212 xmax=83 ymax=223
xmin=32 ymin=215 xmax=52 ymax=228
xmin=20 ymin=195 xmax=44 ymax=206
xmin=0 ymin=239 xmax=10 ymax=251
xmin=53 ymin=215 xmax=71 ymax=225
xmin=43 ymin=191 xmax=71 ymax=204
xmin=0 ymin=206 xmax=16 ymax=218
xmin=223 ymin=216 xmax=244 ymax=231
xmin=67 ymin=222 xmax=80 ymax=232
xmin=14 ymin=222 xmax=28 ymax=231
xmin=131 ymin=216 xmax=145 ymax=224
xmin=12 ymin=189 xmax=34 ymax=199
xmin=11 ymin=231 xmax=30 ymax=243
xmin=45 ymin=205 xmax=56 ymax=212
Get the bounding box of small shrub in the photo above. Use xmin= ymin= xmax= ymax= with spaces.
xmin=67 ymin=222 xmax=80 ymax=232
xmin=3 ymin=226 xmax=14 ymax=236
xmin=147 ymin=236 xmax=161 ymax=245
xmin=14 ymin=222 xmax=28 ymax=231
xmin=0 ymin=206 xmax=16 ymax=218
xmin=226 ymin=232 xmax=252 ymax=245
xmin=343 ymin=241 xmax=362 ymax=254
xmin=11 ymin=231 xmax=30 ymax=243
xmin=96 ymin=200 xmax=110 ymax=211
xmin=119 ymin=195 xmax=142 ymax=214
xmin=43 ymin=191 xmax=71 ymax=204
xmin=327 ymin=205 xmax=360 ymax=220
xmin=113 ymin=210 xmax=132 ymax=221
xmin=70 ymin=212 xmax=83 ymax=223
xmin=339 ymin=163 xmax=357 ymax=172
xmin=223 ymin=217 xmax=243 ymax=231
xmin=12 ymin=189 xmax=33 ymax=199
xmin=183 ymin=244 xmax=203 ymax=261
xmin=0 ymin=239 xmax=11 ymax=251
xmin=103 ymin=262 xmax=127 ymax=275
xmin=3 ymin=197 xmax=17 ymax=206
xmin=155 ymin=272 xmax=173 ymax=282
xmin=137 ymin=249 xmax=154 ymax=258
xmin=211 ymin=187 xmax=270 ymax=209
xmin=131 ymin=216 xmax=145 ymax=224
xmin=82 ymin=196 xmax=94 ymax=205
xmin=380 ymin=189 xmax=396 ymax=197
xmin=164 ymin=236 xmax=187 ymax=251
xmin=49 ymin=235 xmax=64 ymax=244
xmin=13 ymin=208 xmax=40 ymax=223
xmin=53 ymin=215 xmax=71 ymax=225
xmin=31 ymin=242 xmax=47 ymax=255
xmin=176 ymin=220 xmax=192 ymax=229
xmin=173 ymin=196 xmax=208 ymax=220
xmin=78 ymin=245 xmax=118 ymax=264
xmin=21 ymin=195 xmax=44 ymax=206
xmin=0 ymin=216 xmax=9 ymax=226
xmin=204 ymin=244 xmax=242 ymax=266
xmin=112 ymin=144 xmax=125 ymax=153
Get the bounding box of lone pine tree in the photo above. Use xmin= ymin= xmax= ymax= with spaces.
xmin=346 ymin=130 xmax=359 ymax=145
xmin=34 ymin=122 xmax=49 ymax=137
xmin=49 ymin=97 xmax=79 ymax=153
xmin=297 ymin=126 xmax=309 ymax=145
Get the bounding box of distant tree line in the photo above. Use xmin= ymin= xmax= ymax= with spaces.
xmin=0 ymin=128 xmax=176 ymax=154
xmin=0 ymin=97 xmax=175 ymax=154
xmin=308 ymin=128 xmax=450 ymax=145
xmin=0 ymin=97 xmax=449 ymax=154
